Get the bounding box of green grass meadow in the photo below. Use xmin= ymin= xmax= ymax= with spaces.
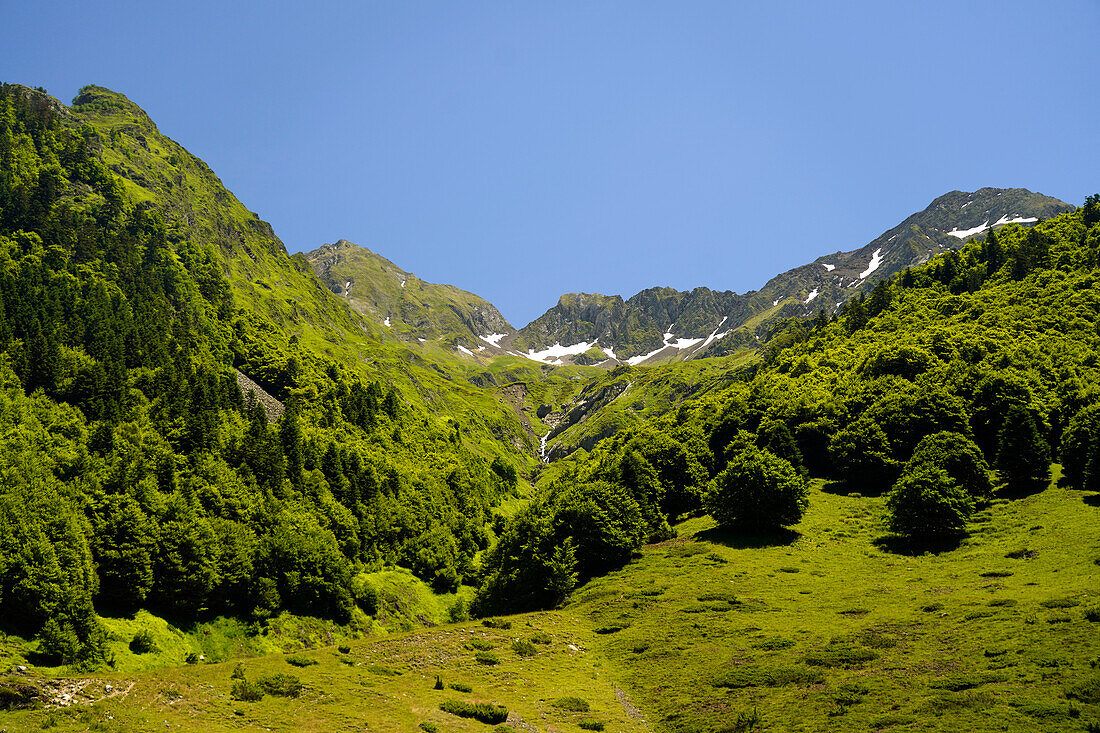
xmin=4 ymin=476 xmax=1097 ymax=732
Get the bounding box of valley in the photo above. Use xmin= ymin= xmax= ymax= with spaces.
xmin=0 ymin=82 xmax=1097 ymax=733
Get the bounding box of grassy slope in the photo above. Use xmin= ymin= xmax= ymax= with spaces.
xmin=11 ymin=475 xmax=1095 ymax=731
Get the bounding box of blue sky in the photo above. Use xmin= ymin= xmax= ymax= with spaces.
xmin=3 ymin=1 xmax=1098 ymax=326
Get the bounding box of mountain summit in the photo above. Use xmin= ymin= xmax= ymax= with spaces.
xmin=306 ymin=239 xmax=514 ymax=347
xmin=496 ymin=187 xmax=1072 ymax=366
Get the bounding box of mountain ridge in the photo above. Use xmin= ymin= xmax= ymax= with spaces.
xmin=312 ymin=187 xmax=1072 ymax=368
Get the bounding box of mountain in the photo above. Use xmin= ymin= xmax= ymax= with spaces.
xmin=305 ymin=239 xmax=514 ymax=347
xmin=502 ymin=187 xmax=1073 ymax=366
xmin=0 ymin=82 xmax=539 ymax=665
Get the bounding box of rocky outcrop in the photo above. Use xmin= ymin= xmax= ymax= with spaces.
xmin=235 ymin=369 xmax=285 ymax=422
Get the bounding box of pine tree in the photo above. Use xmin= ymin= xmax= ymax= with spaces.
xmin=996 ymin=405 xmax=1051 ymax=488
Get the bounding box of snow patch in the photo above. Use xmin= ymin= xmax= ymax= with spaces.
xmin=479 ymin=333 xmax=508 ymax=347
xmin=993 ymin=214 xmax=1038 ymax=227
xmin=821 ymin=263 xmax=835 ymax=271
xmin=523 ymin=340 xmax=598 ymax=363
xmin=418 ymin=338 xmax=426 ymax=343
xmin=626 ymin=345 xmax=668 ymax=366
xmin=344 ymin=281 xmax=351 ymax=296
xmin=805 ymin=288 xmax=819 ymax=304
xmin=947 ymin=221 xmax=989 ymax=239
xmin=696 ymin=317 xmax=731 ymax=351
xmin=961 ymin=200 xmax=973 ymax=209
xmin=668 ymin=336 xmax=703 ymax=349
xmin=603 ymin=346 xmax=618 ymax=361
xmin=400 ymin=279 xmax=406 ymax=288
xmin=859 ymin=248 xmax=884 ymax=279
xmin=457 ymin=345 xmax=473 ymax=356
xmin=383 ymin=317 xmax=391 ymax=327
xmin=773 ymin=298 xmax=781 ymax=306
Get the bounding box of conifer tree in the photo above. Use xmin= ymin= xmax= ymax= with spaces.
xmin=995 ymin=405 xmax=1051 ymax=488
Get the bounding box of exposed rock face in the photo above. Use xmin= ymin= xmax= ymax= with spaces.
xmin=509 ymin=187 xmax=1073 ymax=365
xmin=235 ymin=369 xmax=285 ymax=422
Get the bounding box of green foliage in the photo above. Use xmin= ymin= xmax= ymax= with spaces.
xmin=439 ymin=699 xmax=509 ymax=724
xmin=129 ymin=630 xmax=156 ymax=654
xmin=256 ymin=672 xmax=303 ymax=698
xmin=887 ymin=467 xmax=973 ymax=541
xmin=475 ymin=652 xmax=500 ymax=665
xmin=828 ymin=418 xmax=900 ymax=490
xmin=996 ymin=405 xmax=1051 ymax=487
xmin=511 ymin=639 xmax=537 ymax=657
xmin=230 ymin=678 xmax=264 ymax=702
xmin=906 ymin=432 xmax=993 ymax=501
xmin=0 ymin=84 xmax=533 ymax=652
xmin=705 ymin=446 xmax=808 ymax=530
xmin=448 ymin=682 xmax=473 ymax=692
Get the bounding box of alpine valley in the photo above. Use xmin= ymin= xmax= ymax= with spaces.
xmin=0 ymin=83 xmax=1097 ymax=733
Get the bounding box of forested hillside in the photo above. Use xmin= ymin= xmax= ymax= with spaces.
xmin=0 ymin=83 xmax=538 ymax=667
xmin=477 ymin=195 xmax=1100 ymax=612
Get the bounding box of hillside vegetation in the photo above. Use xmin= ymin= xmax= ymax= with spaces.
xmin=0 ymin=83 xmax=540 ymax=669
xmin=0 ymin=80 xmax=1097 ymax=732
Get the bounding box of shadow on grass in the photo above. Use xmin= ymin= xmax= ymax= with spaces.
xmin=873 ymin=533 xmax=964 ymax=556
xmin=1084 ymin=493 xmax=1100 ymax=508
xmin=694 ymin=524 xmax=800 ymax=549
xmin=996 ymin=477 xmax=1049 ymax=500
xmin=820 ymin=479 xmax=890 ymax=498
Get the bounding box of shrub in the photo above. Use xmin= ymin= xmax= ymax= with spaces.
xmin=887 ymin=467 xmax=973 ymax=541
xmin=419 ymin=723 xmax=438 ymax=733
xmin=1066 ymin=674 xmax=1100 ymax=704
xmin=482 ymin=618 xmax=512 ymax=630
xmin=552 ymin=697 xmax=590 ymax=712
xmin=594 ymin=625 xmax=625 ymax=634
xmin=337 ymin=644 xmax=351 ymax=654
xmin=530 ymin=632 xmax=552 ymax=644
xmin=831 ymin=682 xmax=869 ymax=706
xmin=285 ymin=654 xmax=317 ymax=667
xmin=184 ymin=652 xmax=200 ymax=664
xmin=705 ymin=446 xmax=807 ymax=530
xmin=433 ymin=675 xmax=444 ymax=690
xmin=449 ymin=682 xmax=472 ymax=692
xmin=230 ymin=662 xmax=245 ymax=679
xmin=230 ymin=679 xmax=264 ymax=702
xmin=511 ymin=640 xmax=537 ymax=657
xmin=475 ymin=652 xmax=500 ymax=665
xmin=1040 ymin=597 xmax=1080 ymax=609
xmin=906 ymin=432 xmax=993 ymax=501
xmin=439 ymin=699 xmax=509 ymax=724
xmin=579 ymin=720 xmax=606 ymax=731
xmin=256 ymin=673 xmax=303 ymax=697
xmin=447 ymin=598 xmax=470 ymax=623
xmin=469 ymin=639 xmax=495 ymax=651
xmin=129 ymin=630 xmax=156 ymax=654
xmin=828 ymin=418 xmax=901 ymax=490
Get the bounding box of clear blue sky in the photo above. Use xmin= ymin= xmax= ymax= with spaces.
xmin=4 ymin=1 xmax=1098 ymax=326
